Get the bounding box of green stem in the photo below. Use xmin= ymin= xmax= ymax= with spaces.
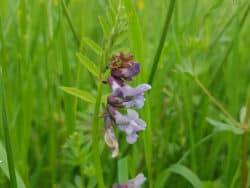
xmin=194 ymin=76 xmax=239 ymax=126
xmin=148 ymin=0 xmax=176 ymax=85
xmin=92 ymin=81 xmax=105 ymax=188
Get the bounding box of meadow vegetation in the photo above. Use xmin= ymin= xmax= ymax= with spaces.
xmin=0 ymin=0 xmax=250 ymax=187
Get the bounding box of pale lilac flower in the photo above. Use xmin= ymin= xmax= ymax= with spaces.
xmin=104 ymin=116 xmax=119 ymax=158
xmin=112 ymin=108 xmax=146 ymax=144
xmin=113 ymin=173 xmax=146 ymax=188
xmin=108 ymin=76 xmax=151 ymax=109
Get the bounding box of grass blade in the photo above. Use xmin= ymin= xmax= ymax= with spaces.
xmin=208 ymin=4 xmax=250 ymax=89
xmin=0 ymin=143 xmax=26 ymax=188
xmin=1 ymin=79 xmax=17 ymax=188
xmin=118 ymin=157 xmax=128 ymax=183
xmin=123 ymin=0 xmax=144 ymax=63
xmin=61 ymin=87 xmax=96 ymax=104
xmin=148 ymin=0 xmax=176 ymax=85
xmin=168 ymin=164 xmax=203 ymax=188
xmin=61 ymin=0 xmax=80 ymax=46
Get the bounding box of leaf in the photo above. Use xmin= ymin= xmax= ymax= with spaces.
xmin=118 ymin=157 xmax=128 ymax=183
xmin=61 ymin=87 xmax=95 ymax=104
xmin=0 ymin=142 xmax=26 ymax=188
xmin=168 ymin=164 xmax=203 ymax=188
xmin=206 ymin=118 xmax=243 ymax=135
xmin=98 ymin=16 xmax=109 ymax=39
xmin=77 ymin=53 xmax=100 ymax=77
xmin=82 ymin=38 xmax=102 ymax=56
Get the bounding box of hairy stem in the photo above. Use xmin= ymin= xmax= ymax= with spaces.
xmin=194 ymin=76 xmax=239 ymax=126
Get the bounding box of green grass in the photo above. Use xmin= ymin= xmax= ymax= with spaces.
xmin=0 ymin=0 xmax=250 ymax=187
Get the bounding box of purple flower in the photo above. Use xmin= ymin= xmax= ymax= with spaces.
xmin=114 ymin=109 xmax=146 ymax=144
xmin=112 ymin=173 xmax=146 ymax=188
xmin=111 ymin=62 xmax=140 ymax=81
xmin=104 ymin=116 xmax=119 ymax=158
xmin=108 ymin=76 xmax=151 ymax=109
xmin=107 ymin=52 xmax=140 ymax=81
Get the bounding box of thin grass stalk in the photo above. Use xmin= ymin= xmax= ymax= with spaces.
xmin=208 ymin=4 xmax=250 ymax=89
xmin=61 ymin=0 xmax=80 ymax=47
xmin=1 ymin=78 xmax=17 ymax=188
xmin=194 ymin=76 xmax=239 ymax=125
xmin=148 ymin=0 xmax=176 ymax=85
xmin=241 ymin=96 xmax=250 ymax=188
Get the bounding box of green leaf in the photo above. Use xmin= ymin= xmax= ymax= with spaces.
xmin=82 ymin=38 xmax=102 ymax=56
xmin=77 ymin=53 xmax=100 ymax=77
xmin=168 ymin=164 xmax=203 ymax=188
xmin=0 ymin=143 xmax=26 ymax=188
xmin=98 ymin=16 xmax=109 ymax=39
xmin=61 ymin=87 xmax=95 ymax=104
xmin=206 ymin=117 xmax=243 ymax=135
xmin=118 ymin=157 xmax=128 ymax=183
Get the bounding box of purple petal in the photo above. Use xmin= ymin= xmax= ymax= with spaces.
xmin=126 ymin=133 xmax=138 ymax=144
xmin=111 ymin=62 xmax=140 ymax=80
xmin=120 ymin=63 xmax=140 ymax=77
xmin=127 ymin=109 xmax=139 ymax=119
xmin=107 ymin=76 xmax=124 ymax=89
xmin=118 ymin=125 xmax=134 ymax=135
xmin=134 ymin=119 xmax=146 ymax=130
xmin=120 ymin=84 xmax=151 ymax=98
xmin=114 ymin=109 xmax=146 ymax=144
xmin=115 ymin=111 xmax=130 ymax=125
xmin=112 ymin=173 xmax=146 ymax=188
xmin=129 ymin=173 xmax=147 ymax=187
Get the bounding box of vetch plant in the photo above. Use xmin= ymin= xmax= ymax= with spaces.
xmin=103 ymin=52 xmax=151 ymax=157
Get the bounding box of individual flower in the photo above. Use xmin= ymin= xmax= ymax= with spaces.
xmin=108 ymin=52 xmax=140 ymax=81
xmin=104 ymin=116 xmax=119 ymax=158
xmin=112 ymin=173 xmax=146 ymax=188
xmin=107 ymin=105 xmax=146 ymax=144
xmin=107 ymin=76 xmax=151 ymax=109
xmin=111 ymin=62 xmax=140 ymax=81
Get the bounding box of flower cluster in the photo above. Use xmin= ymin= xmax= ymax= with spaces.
xmin=103 ymin=52 xmax=151 ymax=158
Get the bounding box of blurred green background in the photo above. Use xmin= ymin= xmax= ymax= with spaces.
xmin=0 ymin=0 xmax=250 ymax=187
